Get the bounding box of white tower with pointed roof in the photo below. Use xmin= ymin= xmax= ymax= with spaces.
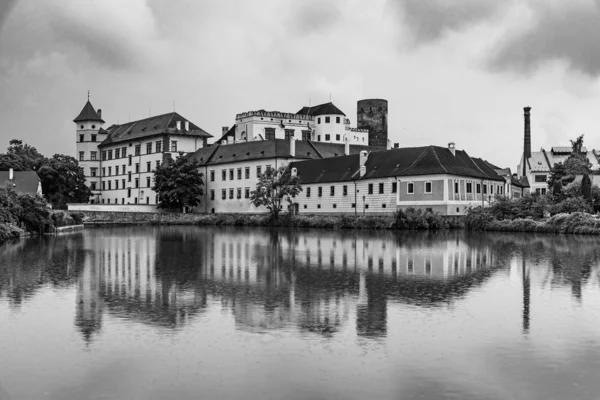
xmin=74 ymin=98 xmax=106 ymax=203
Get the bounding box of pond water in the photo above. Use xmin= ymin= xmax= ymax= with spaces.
xmin=1 ymin=226 xmax=600 ymax=400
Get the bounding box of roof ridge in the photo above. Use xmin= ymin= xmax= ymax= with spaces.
xmin=541 ymin=148 xmax=552 ymax=169
xmin=307 ymin=140 xmax=324 ymax=158
xmin=469 ymin=156 xmax=490 ymax=178
xmin=430 ymin=146 xmax=448 ymax=174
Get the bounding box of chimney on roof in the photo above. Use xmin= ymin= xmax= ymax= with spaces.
xmin=291 ymin=167 xmax=297 ymax=177
xmin=344 ymin=136 xmax=350 ymax=156
xmin=290 ymin=137 xmax=296 ymax=157
xmin=359 ymin=150 xmax=368 ymax=178
xmin=221 ymin=140 xmax=226 ymax=145
xmin=222 ymin=126 xmax=229 ymax=135
xmin=394 ymin=142 xmax=399 ymax=148
xmin=227 ymin=136 xmax=233 ymax=144
xmin=97 ymin=109 xmax=102 ymax=119
xmin=524 ymin=107 xmax=532 ymax=160
xmin=184 ymin=121 xmax=189 ymax=131
xmin=9 ymin=168 xmax=13 ymax=180
xmin=176 ymin=121 xmax=181 ymax=130
xmin=386 ymin=139 xmax=392 ymax=150
xmin=448 ymin=142 xmax=456 ymax=156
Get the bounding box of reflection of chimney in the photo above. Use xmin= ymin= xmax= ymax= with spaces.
xmin=9 ymin=168 xmax=13 ymax=180
xmin=448 ymin=142 xmax=456 ymax=156
xmin=524 ymin=107 xmax=531 ymax=159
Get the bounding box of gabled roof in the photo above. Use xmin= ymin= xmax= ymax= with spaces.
xmin=214 ymin=125 xmax=236 ymax=144
xmin=296 ymin=102 xmax=346 ymax=117
xmin=291 ymin=146 xmax=505 ymax=184
xmin=470 ymin=158 xmax=505 ymax=181
xmin=100 ymin=112 xmax=212 ymax=147
xmin=73 ymin=100 xmax=104 ymax=123
xmin=0 ymin=171 xmax=41 ymax=195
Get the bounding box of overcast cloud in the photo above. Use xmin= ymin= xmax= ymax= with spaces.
xmin=1 ymin=0 xmax=600 ymax=170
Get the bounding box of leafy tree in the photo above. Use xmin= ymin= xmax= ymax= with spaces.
xmin=153 ymin=153 xmax=204 ymax=211
xmin=250 ymin=165 xmax=302 ymax=220
xmin=548 ymin=135 xmax=592 ymax=188
xmin=0 ymin=139 xmax=45 ymax=171
xmin=582 ymin=174 xmax=592 ymax=204
xmin=37 ymin=154 xmax=91 ymax=209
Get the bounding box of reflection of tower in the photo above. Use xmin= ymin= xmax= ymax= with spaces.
xmin=522 ymin=255 xmax=530 ymax=334
xmin=357 ymin=99 xmax=388 ymax=147
xmin=75 ymin=254 xmax=104 ymax=344
xmin=356 ymin=274 xmax=387 ymax=337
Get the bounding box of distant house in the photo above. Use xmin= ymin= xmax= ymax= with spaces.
xmin=0 ymin=169 xmax=43 ymax=196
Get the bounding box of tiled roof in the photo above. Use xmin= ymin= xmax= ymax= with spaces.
xmin=100 ymin=112 xmax=212 ymax=146
xmin=309 ymin=142 xmax=376 ymax=158
xmin=527 ymin=151 xmax=552 ymax=172
xmin=527 ymin=149 xmax=600 ymax=172
xmin=292 ymin=146 xmax=505 ymax=184
xmin=470 ymin=158 xmax=505 ymax=181
xmin=0 ymin=171 xmax=41 ymax=195
xmin=189 ymin=139 xmax=380 ymax=167
xmin=296 ymin=102 xmax=346 ymax=117
xmin=73 ymin=100 xmax=104 ymax=123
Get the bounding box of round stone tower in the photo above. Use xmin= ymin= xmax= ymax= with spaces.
xmin=357 ymin=99 xmax=388 ymax=147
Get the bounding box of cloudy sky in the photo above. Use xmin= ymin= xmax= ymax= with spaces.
xmin=1 ymin=0 xmax=600 ymax=170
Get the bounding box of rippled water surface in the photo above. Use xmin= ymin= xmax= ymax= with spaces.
xmin=1 ymin=226 xmax=600 ymax=400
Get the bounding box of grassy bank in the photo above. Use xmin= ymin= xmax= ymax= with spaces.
xmin=469 ymin=212 xmax=600 ymax=234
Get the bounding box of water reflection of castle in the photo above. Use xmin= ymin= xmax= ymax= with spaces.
xmin=74 ymin=228 xmax=502 ymax=342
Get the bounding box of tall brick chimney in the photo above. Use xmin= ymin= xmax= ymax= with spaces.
xmin=524 ymin=107 xmax=531 ymax=159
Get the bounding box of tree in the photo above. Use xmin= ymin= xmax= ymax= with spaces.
xmin=153 ymin=153 xmax=204 ymax=211
xmin=250 ymin=165 xmax=302 ymax=220
xmin=548 ymin=135 xmax=592 ymax=188
xmin=0 ymin=139 xmax=45 ymax=171
xmin=582 ymin=174 xmax=592 ymax=204
xmin=37 ymin=154 xmax=91 ymax=209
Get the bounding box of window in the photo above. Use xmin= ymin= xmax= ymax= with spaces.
xmin=476 ymin=183 xmax=481 ymax=194
xmin=171 ymin=141 xmax=177 ymax=152
xmin=368 ymin=183 xmax=373 ymax=194
xmin=102 ymin=182 xmax=106 ymax=191
xmin=108 ymin=167 xmax=112 ymax=176
xmin=365 ymin=204 xmax=369 ymax=209
xmin=425 ymin=181 xmax=432 ymax=193
xmin=91 ymin=125 xmax=95 ymax=129
xmin=302 ymin=130 xmax=311 ymax=141
xmin=102 ymin=167 xmax=106 ymax=177
xmin=534 ymin=175 xmax=547 ymax=183
xmin=156 ymin=141 xmax=162 ymax=153
xmin=379 ymin=183 xmax=384 ymax=194
xmin=454 ymin=182 xmax=459 ymax=194
xmin=307 ymin=187 xmax=311 ymax=197
xmin=237 ymin=168 xmax=242 ymax=180
xmin=336 ymin=116 xmax=340 ymax=123
xmin=330 ymin=186 xmax=335 ymax=196
xmin=127 ymin=188 xmax=131 ymax=198
xmin=121 ymin=179 xmax=125 ymax=188
xmin=426 ymin=260 xmax=432 ymax=275
xmin=147 ymin=161 xmax=151 ymax=172
xmin=135 ymin=163 xmax=139 ymax=173
xmin=237 ymin=188 xmax=242 ymax=199
xmin=146 ymin=177 xmax=151 ymax=187
xmin=256 ymin=166 xmax=262 ymax=176
xmin=79 ymin=134 xmax=84 ymax=142
xmin=325 ymin=116 xmax=330 ymax=123
xmin=318 ymin=135 xmax=321 ymax=141
xmin=222 ymin=189 xmax=226 ymax=200
xmin=134 ymin=198 xmax=138 ymax=204
xmin=343 ymin=185 xmax=348 ymax=196
xmin=107 ymin=199 xmax=110 ymax=204
xmin=490 ymin=185 xmax=494 ymax=194
xmin=382 ymin=204 xmax=387 ymax=208
xmin=91 ymin=135 xmax=97 ymax=142
xmin=155 ymin=160 xmax=160 ymax=169
xmin=266 ymin=164 xmax=272 ymax=171
xmin=115 ymin=180 xmax=118 ymax=190
xmin=80 ymin=125 xmax=84 ymax=129
xmin=325 ymin=134 xmax=330 ymax=141
xmin=102 ymin=151 xmax=107 ymax=161
xmin=245 ymin=187 xmax=250 ymax=199
xmin=108 ymin=150 xmax=113 ymax=160
xmin=222 ymin=169 xmax=226 ymax=181
xmin=210 ymin=190 xmax=215 ymax=200
xmin=318 ymin=187 xmax=322 ymax=197
xmin=79 ymin=151 xmax=84 ymax=161
xmin=128 ymin=155 xmax=132 ymax=166
xmin=229 ymin=189 xmax=234 ymax=199
xmin=245 ymin=167 xmax=250 ymax=179
xmin=466 ymin=182 xmax=472 ymax=193
xmin=128 ymin=172 xmax=132 ymax=182
xmin=407 ymin=182 xmax=414 ymax=194
xmin=135 ymin=178 xmax=139 ymax=188
xmin=392 ymin=182 xmax=397 ymax=193
xmin=91 ymin=151 xmax=97 ymax=161
xmin=265 ymin=128 xmax=275 ymax=140
xmin=541 ymin=188 xmax=547 ymax=195
xmin=317 ymin=117 xmax=321 ymax=124
xmin=229 ymin=169 xmax=234 ymax=180
xmin=122 ymin=147 xmax=127 ymax=157
xmin=351 ymin=203 xmax=356 ymax=208
xmin=210 ymin=170 xmax=215 ymax=182
xmin=146 ymin=143 xmax=152 ymax=154
xmin=333 ymin=204 xmax=337 ymax=209
xmin=408 ymin=259 xmax=414 ymax=273
xmin=115 ymin=148 xmax=120 ymax=159
xmin=483 ymin=184 xmax=487 ymax=194
xmin=90 ymin=182 xmax=96 ymax=190
xmin=285 ymin=129 xmax=294 ymax=139
xmin=90 ymin=167 xmax=97 ymax=177
xmin=135 ymin=145 xmax=141 ymax=156
xmin=336 ymin=134 xmax=340 ymax=141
